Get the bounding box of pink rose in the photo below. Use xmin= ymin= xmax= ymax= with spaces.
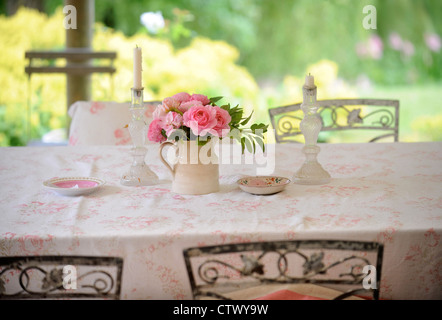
xmin=163 ymin=112 xmax=183 ymax=136
xmin=147 ymin=118 xmax=166 ymax=143
xmin=162 ymin=97 xmax=180 ymax=111
xmin=190 ymin=94 xmax=211 ymax=105
xmin=172 ymin=92 xmax=191 ymax=104
xmin=153 ymin=104 xmax=167 ymax=120
xmin=183 ymin=104 xmax=217 ymax=137
xmin=153 ymin=98 xmax=180 ymax=120
xmin=212 ymin=106 xmax=231 ymax=137
xmin=178 ymin=100 xmax=203 ymax=114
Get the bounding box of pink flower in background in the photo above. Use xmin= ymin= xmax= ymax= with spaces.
xmin=389 ymin=32 xmax=403 ymax=50
xmin=172 ymin=92 xmax=191 ymax=104
xmin=355 ymin=34 xmax=383 ymax=60
xmin=355 ymin=42 xmax=368 ymax=57
xmin=190 ymin=94 xmax=211 ymax=105
xmin=424 ymin=33 xmax=441 ymax=52
xmin=163 ymin=112 xmax=183 ymax=136
xmin=402 ymin=40 xmax=415 ymax=57
xmin=212 ymin=106 xmax=231 ymax=137
xmin=368 ymin=34 xmax=383 ymax=59
xmin=183 ymin=104 xmax=217 ymax=136
xmin=147 ymin=118 xmax=166 ymax=143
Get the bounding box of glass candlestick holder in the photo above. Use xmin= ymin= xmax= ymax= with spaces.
xmin=292 ymin=82 xmax=331 ymax=185
xmin=120 ymin=87 xmax=159 ymax=186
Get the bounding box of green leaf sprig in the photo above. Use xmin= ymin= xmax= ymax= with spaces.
xmin=211 ymin=96 xmax=268 ymax=153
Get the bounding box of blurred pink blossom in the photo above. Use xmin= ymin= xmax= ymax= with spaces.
xmin=389 ymin=32 xmax=403 ymax=50
xmin=355 ymin=34 xmax=383 ymax=60
xmin=424 ymin=33 xmax=441 ymax=52
xmin=402 ymin=40 xmax=415 ymax=57
xmin=356 ymin=42 xmax=368 ymax=57
xmin=368 ymin=34 xmax=383 ymax=59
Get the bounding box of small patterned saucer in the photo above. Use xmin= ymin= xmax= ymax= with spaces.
xmin=43 ymin=177 xmax=105 ymax=196
xmin=237 ymin=176 xmax=291 ymax=195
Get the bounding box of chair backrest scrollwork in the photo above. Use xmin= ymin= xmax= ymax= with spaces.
xmin=0 ymin=256 xmax=123 ymax=300
xmin=183 ymin=240 xmax=384 ymax=300
xmin=268 ymin=99 xmax=399 ymax=143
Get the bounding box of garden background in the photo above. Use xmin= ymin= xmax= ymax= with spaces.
xmin=0 ymin=0 xmax=441 ymax=146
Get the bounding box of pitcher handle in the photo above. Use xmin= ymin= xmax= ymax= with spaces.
xmin=159 ymin=141 xmax=176 ymax=178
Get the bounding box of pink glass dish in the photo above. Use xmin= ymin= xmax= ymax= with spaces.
xmin=53 ymin=180 xmax=99 ymax=188
xmin=43 ymin=177 xmax=105 ymax=196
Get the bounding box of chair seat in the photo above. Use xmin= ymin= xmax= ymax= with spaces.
xmin=222 ymin=283 xmax=364 ymax=300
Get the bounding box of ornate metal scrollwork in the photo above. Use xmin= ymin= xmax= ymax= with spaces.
xmin=270 ymin=99 xmax=399 ymax=143
xmin=184 ymin=240 xmax=384 ymax=300
xmin=0 ymin=256 xmax=123 ymax=299
xmin=197 ymin=249 xmax=371 ymax=284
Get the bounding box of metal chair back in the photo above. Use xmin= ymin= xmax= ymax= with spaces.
xmin=268 ymin=99 xmax=399 ymax=143
xmin=0 ymin=256 xmax=123 ymax=299
xmin=183 ymin=240 xmax=384 ymax=300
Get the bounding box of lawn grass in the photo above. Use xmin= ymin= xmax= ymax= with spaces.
xmin=357 ymin=82 xmax=442 ymax=142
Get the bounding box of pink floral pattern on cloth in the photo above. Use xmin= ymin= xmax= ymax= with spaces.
xmin=89 ymin=101 xmax=105 ymax=114
xmin=68 ymin=100 xmax=160 ymax=146
xmin=0 ymin=142 xmax=441 ymax=300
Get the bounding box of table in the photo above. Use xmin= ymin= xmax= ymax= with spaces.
xmin=1 ymin=142 xmax=441 ymax=300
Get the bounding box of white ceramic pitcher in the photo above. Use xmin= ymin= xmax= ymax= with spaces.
xmin=159 ymin=140 xmax=219 ymax=195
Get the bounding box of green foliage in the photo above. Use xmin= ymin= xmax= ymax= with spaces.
xmin=0 ymin=2 xmax=440 ymax=146
xmin=40 ymin=0 xmax=442 ymax=84
xmin=0 ymin=7 xmax=261 ymax=146
xmin=0 ymin=7 xmax=65 ymax=146
xmin=218 ymin=98 xmax=268 ymax=153
xmin=411 ymin=114 xmax=442 ymax=141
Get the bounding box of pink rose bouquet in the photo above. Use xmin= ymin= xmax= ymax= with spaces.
xmin=148 ymin=92 xmax=268 ymax=153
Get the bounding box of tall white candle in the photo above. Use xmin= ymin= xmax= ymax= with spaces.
xmin=133 ymin=46 xmax=142 ymax=89
xmin=305 ymin=73 xmax=315 ymax=87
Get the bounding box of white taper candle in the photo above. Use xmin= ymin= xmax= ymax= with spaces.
xmin=133 ymin=46 xmax=142 ymax=89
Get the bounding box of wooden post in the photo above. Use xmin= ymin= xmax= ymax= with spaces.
xmin=65 ymin=0 xmax=94 ymax=116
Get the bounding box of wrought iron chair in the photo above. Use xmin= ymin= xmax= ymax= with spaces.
xmin=0 ymin=256 xmax=123 ymax=300
xmin=183 ymin=240 xmax=384 ymax=300
xmin=268 ymin=99 xmax=399 ymax=143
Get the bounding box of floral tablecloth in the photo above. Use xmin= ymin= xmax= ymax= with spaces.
xmin=0 ymin=142 xmax=441 ymax=299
